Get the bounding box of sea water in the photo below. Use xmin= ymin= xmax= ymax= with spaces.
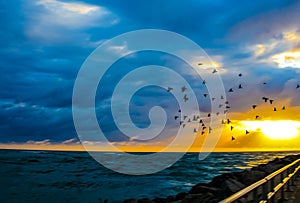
xmin=0 ymin=150 xmax=298 ymax=203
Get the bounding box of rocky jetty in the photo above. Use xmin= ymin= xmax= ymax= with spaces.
xmin=123 ymin=154 xmax=300 ymax=203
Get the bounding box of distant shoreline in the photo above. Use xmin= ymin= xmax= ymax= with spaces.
xmin=1 ymin=148 xmax=300 ymax=153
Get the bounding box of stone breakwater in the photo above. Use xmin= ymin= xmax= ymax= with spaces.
xmin=124 ymin=154 xmax=300 ymax=203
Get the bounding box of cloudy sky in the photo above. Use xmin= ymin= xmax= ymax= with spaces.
xmin=1 ymin=0 xmax=300 ymax=151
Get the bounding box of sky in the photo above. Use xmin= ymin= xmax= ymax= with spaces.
xmin=1 ymin=0 xmax=300 ymax=152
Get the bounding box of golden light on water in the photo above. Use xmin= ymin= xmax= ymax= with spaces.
xmin=240 ymin=120 xmax=300 ymax=140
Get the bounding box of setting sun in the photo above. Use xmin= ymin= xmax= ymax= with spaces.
xmin=240 ymin=120 xmax=300 ymax=140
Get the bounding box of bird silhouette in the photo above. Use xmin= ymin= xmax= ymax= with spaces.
xmin=199 ymin=119 xmax=203 ymax=123
xmin=201 ymin=131 xmax=205 ymax=135
xmin=227 ymin=119 xmax=231 ymax=124
xmin=246 ymin=130 xmax=250 ymax=134
xmin=256 ymin=115 xmax=260 ymax=119
xmin=194 ymin=128 xmax=197 ymax=133
xmin=252 ymin=105 xmax=257 ymax=109
xmin=203 ymin=126 xmax=207 ymax=130
xmin=238 ymin=84 xmax=243 ymax=89
xmin=178 ymin=109 xmax=181 ymax=113
xmin=212 ymin=97 xmax=216 ymax=101
xmin=207 ymin=113 xmax=211 ymax=117
xmin=174 ymin=116 xmax=179 ymax=120
xmin=212 ymin=69 xmax=217 ymax=74
xmin=184 ymin=94 xmax=188 ymax=102
xmin=204 ymin=93 xmax=208 ymax=97
xmin=181 ymin=86 xmax=187 ymax=92
xmin=198 ymin=63 xmax=203 ymax=66
xmin=180 ymin=121 xmax=183 ymax=125
xmin=238 ymin=73 xmax=242 ymax=77
xmin=269 ymin=99 xmax=274 ymax=104
xmin=167 ymin=87 xmax=173 ymax=92
xmin=229 ymin=88 xmax=233 ymax=92
xmin=262 ymin=97 xmax=269 ymax=102
xmin=274 ymin=107 xmax=277 ymax=111
xmin=231 ymin=136 xmax=236 ymax=141
xmin=216 ymin=112 xmax=220 ymax=116
xmin=263 ymin=82 xmax=267 ymax=85
xmin=297 ymin=84 xmax=300 ymax=89
xmin=230 ymin=126 xmax=234 ymax=131
xmin=187 ymin=118 xmax=191 ymax=122
xmin=202 ymin=80 xmax=206 ymax=85
xmin=182 ymin=124 xmax=186 ymax=128
xmin=282 ymin=106 xmax=286 ymax=110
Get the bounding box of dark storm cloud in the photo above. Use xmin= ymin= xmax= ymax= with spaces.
xmin=1 ymin=0 xmax=300 ymax=144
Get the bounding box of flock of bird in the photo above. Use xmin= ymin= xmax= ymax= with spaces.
xmin=166 ymin=64 xmax=300 ymax=141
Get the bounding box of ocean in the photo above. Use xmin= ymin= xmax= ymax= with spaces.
xmin=0 ymin=150 xmax=298 ymax=203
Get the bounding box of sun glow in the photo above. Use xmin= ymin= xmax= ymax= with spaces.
xmin=240 ymin=120 xmax=300 ymax=140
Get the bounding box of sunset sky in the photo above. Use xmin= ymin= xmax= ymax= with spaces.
xmin=1 ymin=0 xmax=300 ymax=152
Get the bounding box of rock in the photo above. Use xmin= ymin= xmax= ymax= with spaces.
xmin=152 ymin=197 xmax=166 ymax=203
xmin=189 ymin=184 xmax=220 ymax=194
xmin=124 ymin=199 xmax=138 ymax=203
xmin=222 ymin=178 xmax=246 ymax=195
xmin=182 ymin=193 xmax=215 ymax=203
xmin=138 ymin=198 xmax=154 ymax=203
xmin=175 ymin=192 xmax=188 ymax=200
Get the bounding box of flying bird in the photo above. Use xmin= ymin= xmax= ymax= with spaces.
xmin=227 ymin=119 xmax=231 ymax=124
xmin=269 ymin=99 xmax=274 ymax=104
xmin=178 ymin=109 xmax=181 ymax=113
xmin=201 ymin=131 xmax=205 ymax=135
xmin=274 ymin=107 xmax=277 ymax=111
xmin=174 ymin=116 xmax=179 ymax=120
xmin=282 ymin=106 xmax=286 ymax=110
xmin=246 ymin=130 xmax=250 ymax=134
xmin=184 ymin=94 xmax=188 ymax=102
xmin=238 ymin=84 xmax=243 ymax=89
xmin=167 ymin=87 xmax=173 ymax=92
xmin=199 ymin=119 xmax=203 ymax=123
xmin=212 ymin=97 xmax=216 ymax=101
xmin=231 ymin=136 xmax=236 ymax=141
xmin=262 ymin=97 xmax=269 ymax=102
xmin=181 ymin=86 xmax=187 ymax=92
xmin=202 ymin=80 xmax=206 ymax=85
xmin=297 ymin=84 xmax=300 ymax=89
xmin=252 ymin=105 xmax=257 ymax=109
xmin=182 ymin=124 xmax=186 ymax=128
xmin=256 ymin=115 xmax=260 ymax=119
xmin=198 ymin=63 xmax=203 ymax=66
xmin=204 ymin=93 xmax=208 ymax=97
xmin=238 ymin=73 xmax=242 ymax=77
xmin=212 ymin=69 xmax=217 ymax=74
xmin=230 ymin=126 xmax=234 ymax=131
xmin=194 ymin=128 xmax=197 ymax=133
xmin=229 ymin=88 xmax=233 ymax=92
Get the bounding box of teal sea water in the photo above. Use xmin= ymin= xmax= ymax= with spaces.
xmin=0 ymin=150 xmax=298 ymax=203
